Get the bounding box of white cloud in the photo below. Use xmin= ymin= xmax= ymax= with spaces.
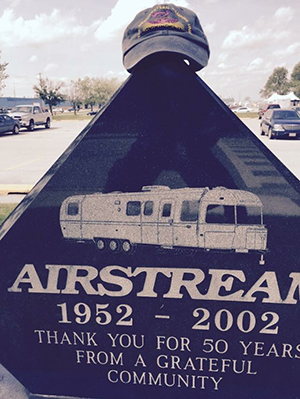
xmin=221 ymin=6 xmax=295 ymax=53
xmin=246 ymin=57 xmax=263 ymax=71
xmin=217 ymin=52 xmax=228 ymax=63
xmin=0 ymin=8 xmax=90 ymax=47
xmin=204 ymin=21 xmax=215 ymax=34
xmin=94 ymin=0 xmax=156 ymax=41
xmin=274 ymin=7 xmax=294 ymax=23
xmin=104 ymin=70 xmax=129 ymax=81
xmin=4 ymin=0 xmax=21 ymax=7
xmin=29 ymin=55 xmax=38 ymax=63
xmin=44 ymin=63 xmax=58 ymax=72
xmin=94 ymin=0 xmax=189 ymax=41
xmin=59 ymin=77 xmax=69 ymax=83
xmin=80 ymin=43 xmax=94 ymax=52
xmin=222 ymin=26 xmax=289 ymax=50
xmin=273 ymin=42 xmax=300 ymax=57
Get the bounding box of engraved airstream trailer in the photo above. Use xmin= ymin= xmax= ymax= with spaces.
xmin=60 ymin=186 xmax=268 ymax=258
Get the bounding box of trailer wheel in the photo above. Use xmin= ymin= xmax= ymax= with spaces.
xmin=182 ymin=248 xmax=196 ymax=256
xmin=121 ymin=240 xmax=132 ymax=253
xmin=171 ymin=248 xmax=181 ymax=256
xmin=96 ymin=238 xmax=106 ymax=251
xmin=156 ymin=246 xmax=168 ymax=255
xmin=109 ymin=239 xmax=120 ymax=253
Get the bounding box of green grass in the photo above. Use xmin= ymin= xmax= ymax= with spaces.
xmin=235 ymin=112 xmax=259 ymax=118
xmin=52 ymin=111 xmax=259 ymax=121
xmin=0 ymin=204 xmax=18 ymax=225
xmin=52 ymin=113 xmax=93 ymax=121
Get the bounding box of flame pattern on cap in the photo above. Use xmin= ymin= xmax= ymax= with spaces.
xmin=138 ymin=5 xmax=192 ymax=38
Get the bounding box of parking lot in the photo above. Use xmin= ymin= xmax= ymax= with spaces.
xmin=0 ymin=119 xmax=89 ymax=197
xmin=0 ymin=117 xmax=299 ymax=201
xmin=243 ymin=118 xmax=300 ymax=180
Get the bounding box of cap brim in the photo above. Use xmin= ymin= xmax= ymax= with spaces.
xmin=123 ymin=35 xmax=209 ymax=73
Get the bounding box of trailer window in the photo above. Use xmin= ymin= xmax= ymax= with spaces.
xmin=162 ymin=203 xmax=172 ymax=217
xmin=237 ymin=206 xmax=261 ymax=225
xmin=181 ymin=200 xmax=199 ymax=221
xmin=144 ymin=201 xmax=154 ymax=216
xmin=126 ymin=201 xmax=141 ymax=216
xmin=206 ymin=205 xmax=235 ymax=224
xmin=67 ymin=202 xmax=79 ymax=216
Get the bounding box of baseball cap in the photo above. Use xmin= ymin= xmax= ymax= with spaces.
xmin=122 ymin=3 xmax=210 ymax=72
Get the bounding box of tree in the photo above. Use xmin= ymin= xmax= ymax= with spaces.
xmin=74 ymin=76 xmax=120 ymax=111
xmin=76 ymin=77 xmax=97 ymax=111
xmin=68 ymin=80 xmax=82 ymax=115
xmin=93 ymin=77 xmax=119 ymax=107
xmin=290 ymin=62 xmax=300 ymax=98
xmin=260 ymin=67 xmax=290 ymax=98
xmin=33 ymin=76 xmax=66 ymax=115
xmin=0 ymin=51 xmax=9 ymax=95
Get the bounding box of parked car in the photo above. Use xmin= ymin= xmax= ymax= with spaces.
xmin=87 ymin=111 xmax=97 ymax=116
xmin=0 ymin=114 xmax=20 ymax=135
xmin=293 ymin=106 xmax=300 ymax=116
xmin=258 ymin=104 xmax=280 ymax=119
xmin=52 ymin=107 xmax=64 ymax=113
xmin=233 ymin=106 xmax=252 ymax=113
xmin=260 ymin=109 xmax=300 ymax=139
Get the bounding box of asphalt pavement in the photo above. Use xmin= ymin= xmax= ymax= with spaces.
xmin=0 ymin=119 xmax=89 ymax=202
xmin=242 ymin=118 xmax=300 ymax=180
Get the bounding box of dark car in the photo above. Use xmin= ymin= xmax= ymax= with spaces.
xmin=260 ymin=109 xmax=300 ymax=139
xmin=258 ymin=103 xmax=280 ymax=119
xmin=0 ymin=114 xmax=20 ymax=135
xmin=294 ymin=106 xmax=300 ymax=115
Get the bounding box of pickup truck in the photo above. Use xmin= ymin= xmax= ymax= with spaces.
xmin=9 ymin=104 xmax=51 ymax=131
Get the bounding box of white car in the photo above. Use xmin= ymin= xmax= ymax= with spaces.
xmin=233 ymin=107 xmax=252 ymax=113
xmin=52 ymin=107 xmax=64 ymax=113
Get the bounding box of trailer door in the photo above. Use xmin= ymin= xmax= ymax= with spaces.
xmin=158 ymin=200 xmax=174 ymax=246
xmin=60 ymin=199 xmax=82 ymax=240
xmin=174 ymin=200 xmax=199 ymax=248
xmin=234 ymin=205 xmax=265 ymax=251
xmin=141 ymin=200 xmax=158 ymax=245
xmin=203 ymin=204 xmax=235 ymax=250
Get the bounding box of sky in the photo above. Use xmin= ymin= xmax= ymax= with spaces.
xmin=0 ymin=0 xmax=299 ymax=102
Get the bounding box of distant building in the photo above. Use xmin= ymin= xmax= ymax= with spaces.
xmin=0 ymin=97 xmax=43 ymax=109
xmin=0 ymin=97 xmax=72 ymax=110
